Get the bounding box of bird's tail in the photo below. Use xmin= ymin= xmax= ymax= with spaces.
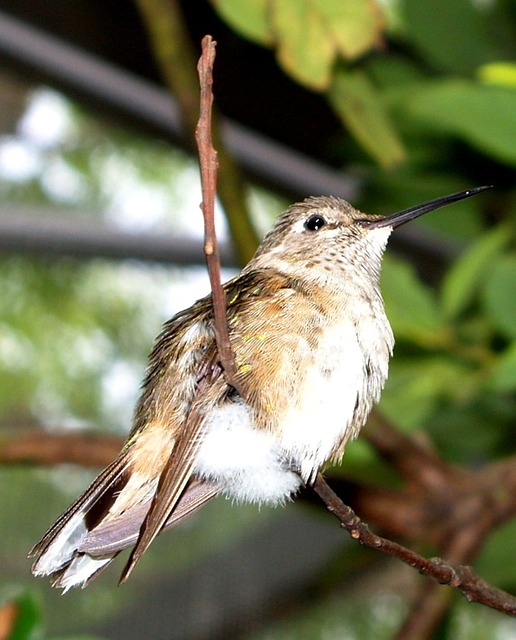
xmin=29 ymin=454 xmax=217 ymax=591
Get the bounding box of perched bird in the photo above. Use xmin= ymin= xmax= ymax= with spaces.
xmin=30 ymin=187 xmax=489 ymax=591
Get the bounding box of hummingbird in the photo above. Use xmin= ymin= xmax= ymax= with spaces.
xmin=30 ymin=186 xmax=489 ymax=591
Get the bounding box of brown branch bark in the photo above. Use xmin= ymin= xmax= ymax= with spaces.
xmin=136 ymin=0 xmax=260 ymax=265
xmin=395 ymin=581 xmax=453 ymax=640
xmin=313 ymin=473 xmax=516 ymax=617
xmin=194 ymin=35 xmax=244 ymax=395
xmin=393 ymin=466 xmax=512 ymax=639
xmin=0 ymin=431 xmax=122 ymax=467
xmin=394 ymin=531 xmax=487 ymax=640
xmin=341 ymin=416 xmax=516 ymax=549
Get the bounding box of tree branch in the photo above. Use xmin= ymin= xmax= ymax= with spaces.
xmin=0 ymin=431 xmax=122 ymax=467
xmin=194 ymin=35 xmax=244 ymax=395
xmin=313 ymin=473 xmax=516 ymax=616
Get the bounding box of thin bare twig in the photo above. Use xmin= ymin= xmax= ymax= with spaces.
xmin=195 ymin=36 xmax=244 ymax=396
xmin=313 ymin=473 xmax=516 ymax=616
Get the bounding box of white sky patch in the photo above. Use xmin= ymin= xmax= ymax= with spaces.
xmin=2 ymin=85 xmax=232 ymax=248
xmin=101 ymin=360 xmax=142 ymax=428
xmin=165 ymin=165 xmax=204 ymax=237
xmin=41 ymin=158 xmax=88 ymax=203
xmin=247 ymin=188 xmax=284 ymax=236
xmin=19 ymin=88 xmax=73 ymax=148
xmin=30 ymin=387 xmax=91 ymax=432
xmin=65 ymin=330 xmax=114 ymax=377
xmin=102 ymin=156 xmax=229 ymax=240
xmin=106 ymin=181 xmax=169 ymax=231
xmin=0 ymin=137 xmax=41 ymax=181
xmin=159 ymin=267 xmax=237 ymax=318
xmin=0 ymin=324 xmax=35 ymax=370
xmin=0 ymin=89 xmax=72 ymax=184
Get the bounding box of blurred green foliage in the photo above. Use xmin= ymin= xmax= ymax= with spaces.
xmin=1 ymin=0 xmax=516 ymax=638
xmin=0 ymin=590 xmax=106 ymax=640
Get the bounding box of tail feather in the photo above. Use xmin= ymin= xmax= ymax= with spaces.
xmin=30 ymin=455 xmax=129 ymax=589
xmin=50 ymin=555 xmax=114 ymax=593
xmin=30 ymin=467 xmax=218 ymax=590
xmin=80 ymin=478 xmax=218 ymax=556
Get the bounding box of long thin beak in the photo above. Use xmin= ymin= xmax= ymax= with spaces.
xmin=360 ymin=185 xmax=492 ymax=229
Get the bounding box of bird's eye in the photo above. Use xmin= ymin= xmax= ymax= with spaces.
xmin=304 ymin=215 xmax=327 ymax=231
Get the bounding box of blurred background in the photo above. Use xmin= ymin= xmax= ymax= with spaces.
xmin=0 ymin=1 xmax=515 ymax=638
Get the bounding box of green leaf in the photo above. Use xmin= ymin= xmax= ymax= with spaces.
xmin=441 ymin=225 xmax=509 ymax=319
xmin=212 ymin=0 xmax=272 ymax=45
xmin=328 ymin=68 xmax=405 ymax=167
xmin=479 ymin=62 xmax=516 ymax=89
xmin=400 ymin=0 xmax=502 ymax=74
xmin=367 ymin=55 xmax=424 ymax=90
xmin=271 ymin=0 xmax=336 ymax=89
xmin=268 ymin=0 xmax=385 ymax=90
xmin=379 ymin=357 xmax=470 ymax=430
xmin=397 ymin=80 xmax=516 ymax=166
xmin=312 ymin=0 xmax=384 ymax=59
xmin=482 ymin=256 xmax=516 ymax=339
xmin=329 ymin=438 xmax=400 ymax=488
xmin=3 ymin=592 xmax=43 ymax=640
xmin=476 ymin=518 xmax=516 ymax=586
xmin=488 ymin=342 xmax=516 ymax=392
xmin=380 ymin=255 xmax=446 ymax=346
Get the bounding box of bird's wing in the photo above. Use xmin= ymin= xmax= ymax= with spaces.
xmin=79 ymin=477 xmax=218 ymax=556
xmin=31 ymin=302 xmax=224 ymax=589
xmin=118 ymin=367 xmax=225 ymax=583
xmin=29 ymin=451 xmax=132 ymax=590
